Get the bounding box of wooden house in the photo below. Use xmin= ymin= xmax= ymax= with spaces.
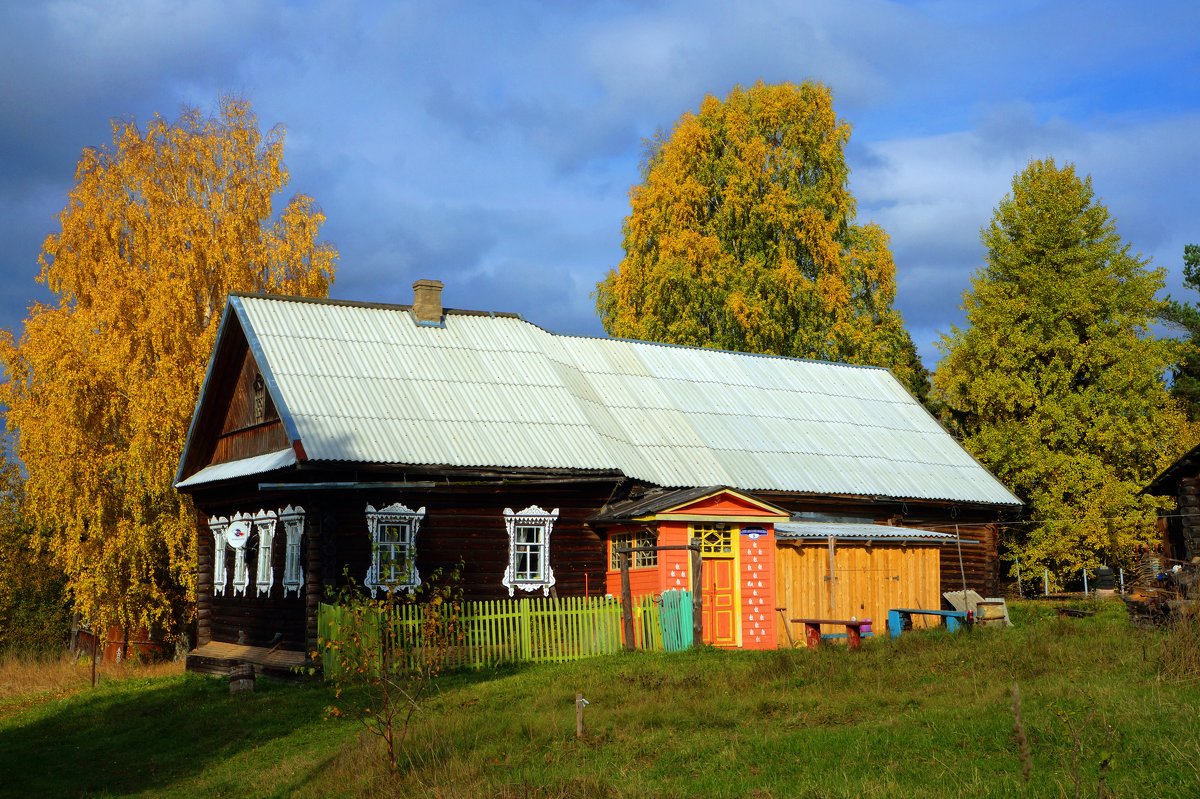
xmin=174 ymin=282 xmax=1020 ymax=673
xmin=1144 ymin=444 xmax=1200 ymax=561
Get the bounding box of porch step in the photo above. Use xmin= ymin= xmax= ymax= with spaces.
xmin=186 ymin=641 xmax=310 ymax=679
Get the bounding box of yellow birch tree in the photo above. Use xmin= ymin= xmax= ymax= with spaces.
xmin=596 ymin=81 xmax=928 ymax=398
xmin=0 ymin=97 xmax=337 ymax=647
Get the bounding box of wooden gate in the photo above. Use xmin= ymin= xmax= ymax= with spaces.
xmin=659 ymin=589 xmax=694 ymax=652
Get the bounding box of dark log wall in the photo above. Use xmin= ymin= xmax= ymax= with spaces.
xmin=192 ymin=488 xmax=314 ymax=653
xmin=195 ymin=506 xmax=213 ymax=646
xmin=324 ymin=482 xmax=614 ymax=602
xmin=188 ymin=471 xmax=1009 ymax=651
xmin=933 ymin=523 xmax=1000 ymax=600
xmin=1178 ymin=477 xmax=1200 ymax=560
xmin=189 ymin=479 xmax=616 ymax=652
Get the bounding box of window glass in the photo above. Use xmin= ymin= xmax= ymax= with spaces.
xmin=610 ymin=530 xmax=658 ymax=569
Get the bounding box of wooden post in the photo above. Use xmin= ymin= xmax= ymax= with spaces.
xmin=690 ymin=540 xmax=703 ymax=649
xmin=619 ymin=551 xmax=635 ymax=651
xmin=575 ymin=692 xmax=586 ymax=739
xmin=827 ymin=536 xmax=837 ymax=612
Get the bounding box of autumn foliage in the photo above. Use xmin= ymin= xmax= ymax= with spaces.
xmin=596 ymin=81 xmax=927 ymax=397
xmin=0 ymin=98 xmax=336 ymax=645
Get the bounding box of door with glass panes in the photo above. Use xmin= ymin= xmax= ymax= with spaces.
xmin=695 ymin=523 xmax=738 ymax=647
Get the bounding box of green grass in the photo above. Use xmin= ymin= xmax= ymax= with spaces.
xmin=2 ymin=600 xmax=1199 ymax=797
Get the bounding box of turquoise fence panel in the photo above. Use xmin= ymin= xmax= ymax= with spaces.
xmin=659 ymin=590 xmax=693 ymax=652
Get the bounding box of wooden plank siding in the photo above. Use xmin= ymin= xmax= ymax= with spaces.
xmin=210 ymin=421 xmax=289 ymax=466
xmin=755 ymin=491 xmax=1005 ymax=607
xmin=775 ymin=542 xmax=942 ymax=641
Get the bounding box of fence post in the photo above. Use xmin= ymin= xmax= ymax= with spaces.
xmin=520 ymin=599 xmax=532 ymax=662
xmin=690 ymin=540 xmax=703 ymax=649
xmin=620 ymin=551 xmax=635 ymax=651
xmin=1082 ymin=568 xmax=1089 ymax=596
xmin=1043 ymin=569 xmax=1049 ymax=596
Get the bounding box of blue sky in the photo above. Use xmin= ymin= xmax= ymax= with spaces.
xmin=1 ymin=0 xmax=1198 ymax=366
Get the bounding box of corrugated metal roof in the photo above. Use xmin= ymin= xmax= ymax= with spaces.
xmin=192 ymin=295 xmax=1019 ymax=505
xmin=177 ymin=448 xmax=297 ymax=488
xmin=775 ymin=522 xmax=956 ymax=541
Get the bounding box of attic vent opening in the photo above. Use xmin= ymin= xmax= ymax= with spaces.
xmin=253 ymin=374 xmax=266 ymax=424
xmin=252 ymin=374 xmax=277 ymax=425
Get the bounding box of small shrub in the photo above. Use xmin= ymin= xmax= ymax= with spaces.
xmin=320 ymin=567 xmax=465 ymax=770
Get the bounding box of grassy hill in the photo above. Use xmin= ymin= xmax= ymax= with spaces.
xmin=2 ymin=599 xmax=1198 ymax=798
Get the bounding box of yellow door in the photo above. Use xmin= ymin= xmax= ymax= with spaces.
xmin=695 ymin=523 xmax=739 ymax=647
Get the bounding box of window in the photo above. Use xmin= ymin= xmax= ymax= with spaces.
xmin=695 ymin=523 xmax=734 ymax=555
xmin=207 ymin=516 xmax=229 ymax=596
xmin=365 ymin=503 xmax=425 ymax=596
xmin=279 ymin=505 xmax=306 ymax=598
xmin=225 ymin=514 xmax=254 ymax=596
xmin=502 ymin=505 xmax=559 ymax=596
xmin=253 ymin=510 xmax=278 ymax=597
xmin=610 ymin=529 xmax=658 ymax=569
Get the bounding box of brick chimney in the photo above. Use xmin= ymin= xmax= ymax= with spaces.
xmin=411 ymin=279 xmax=444 ymax=325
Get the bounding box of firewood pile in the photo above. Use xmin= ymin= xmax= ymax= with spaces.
xmin=1122 ymin=553 xmax=1199 ymax=627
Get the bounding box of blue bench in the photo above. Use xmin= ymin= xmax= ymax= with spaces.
xmin=887 ymin=608 xmax=968 ymax=638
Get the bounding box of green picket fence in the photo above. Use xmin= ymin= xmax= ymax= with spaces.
xmin=319 ymin=592 xmax=687 ymax=678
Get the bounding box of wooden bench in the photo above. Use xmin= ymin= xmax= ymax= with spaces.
xmin=887 ymin=608 xmax=968 ymax=638
xmin=790 ymin=618 xmax=873 ymax=651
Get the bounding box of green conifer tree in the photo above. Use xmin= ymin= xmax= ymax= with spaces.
xmin=935 ymin=159 xmax=1192 ymax=586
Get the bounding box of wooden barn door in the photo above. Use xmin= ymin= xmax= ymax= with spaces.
xmin=696 ymin=523 xmax=739 ymax=647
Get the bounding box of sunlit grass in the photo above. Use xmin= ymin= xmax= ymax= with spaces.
xmin=2 ymin=600 xmax=1199 ymax=798
xmin=0 ymin=649 xmax=182 ymax=718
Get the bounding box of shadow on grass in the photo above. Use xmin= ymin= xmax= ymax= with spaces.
xmin=0 ymin=673 xmax=333 ymax=796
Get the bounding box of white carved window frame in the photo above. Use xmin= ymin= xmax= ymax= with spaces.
xmin=208 ymin=516 xmax=229 ymax=596
xmin=279 ymin=505 xmax=306 ymax=598
xmin=365 ymin=502 xmax=425 ymax=597
xmin=229 ymin=511 xmax=252 ymax=597
xmin=502 ymin=505 xmax=559 ymax=597
xmin=253 ymin=510 xmax=279 ymax=597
